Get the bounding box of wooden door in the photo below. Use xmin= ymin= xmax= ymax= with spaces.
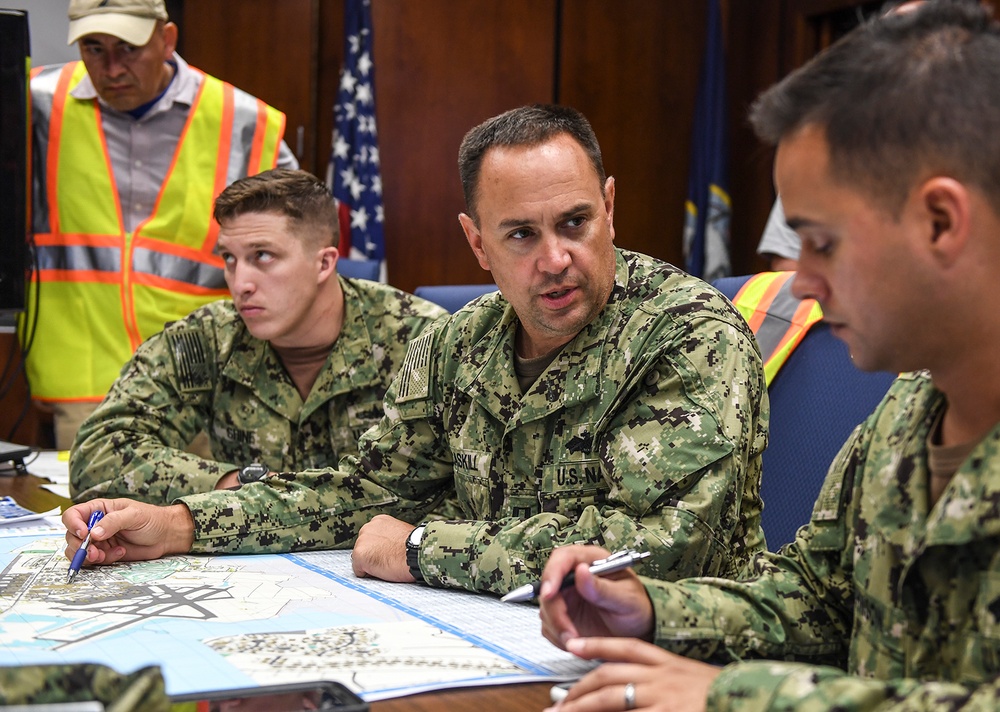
xmin=179 ymin=0 xmax=321 ymax=173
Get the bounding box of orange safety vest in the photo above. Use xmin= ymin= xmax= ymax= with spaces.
xmin=26 ymin=61 xmax=286 ymax=402
xmin=731 ymin=271 xmax=824 ymax=386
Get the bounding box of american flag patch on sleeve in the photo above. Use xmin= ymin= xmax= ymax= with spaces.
xmin=395 ymin=332 xmax=434 ymax=403
xmin=168 ymin=329 xmax=211 ymax=393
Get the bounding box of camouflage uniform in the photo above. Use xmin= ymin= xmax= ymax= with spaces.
xmin=70 ymin=277 xmax=447 ymax=504
xmin=178 ymin=250 xmax=767 ymax=593
xmin=0 ymin=664 xmax=169 ymax=711
xmin=644 ymin=371 xmax=1000 ymax=711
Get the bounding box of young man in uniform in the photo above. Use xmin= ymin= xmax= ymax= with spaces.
xmin=71 ymin=168 xmax=447 ymax=503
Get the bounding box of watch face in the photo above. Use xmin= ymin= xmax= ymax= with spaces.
xmin=408 ymin=525 xmax=425 ymax=546
xmin=240 ymin=463 xmax=269 ymax=483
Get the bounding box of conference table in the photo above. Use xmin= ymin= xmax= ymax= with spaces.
xmin=0 ymin=469 xmax=555 ymax=711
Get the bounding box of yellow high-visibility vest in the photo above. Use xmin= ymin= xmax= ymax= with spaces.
xmin=26 ymin=61 xmax=286 ymax=402
xmin=731 ymin=271 xmax=824 ymax=386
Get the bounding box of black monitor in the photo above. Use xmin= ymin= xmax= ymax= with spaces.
xmin=0 ymin=9 xmax=30 ymax=320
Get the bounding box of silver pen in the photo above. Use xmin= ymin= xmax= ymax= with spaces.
xmin=501 ymin=549 xmax=651 ymax=603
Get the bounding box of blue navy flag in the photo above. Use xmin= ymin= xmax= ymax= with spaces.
xmin=683 ymin=0 xmax=731 ymax=282
xmin=328 ymin=0 xmax=386 ymax=279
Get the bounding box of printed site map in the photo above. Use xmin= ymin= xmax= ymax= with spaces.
xmin=0 ymin=536 xmax=592 ymax=700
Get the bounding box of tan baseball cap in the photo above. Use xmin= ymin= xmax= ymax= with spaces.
xmin=67 ymin=0 xmax=168 ymax=47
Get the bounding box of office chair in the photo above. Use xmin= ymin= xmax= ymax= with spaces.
xmin=336 ymin=258 xmax=381 ymax=281
xmin=713 ymin=275 xmax=896 ymax=550
xmin=413 ymin=284 xmax=498 ymax=314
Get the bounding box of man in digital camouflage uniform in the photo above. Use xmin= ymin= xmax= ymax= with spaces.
xmin=70 ymin=167 xmax=447 ymax=504
xmin=62 ymin=104 xmax=768 ymax=597
xmin=536 ymin=3 xmax=1000 ymax=711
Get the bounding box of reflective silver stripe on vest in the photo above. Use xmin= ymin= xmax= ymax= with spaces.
xmin=753 ymin=277 xmax=801 ymax=361
xmin=132 ymin=247 xmax=226 ymax=289
xmin=30 ymin=65 xmax=63 ymax=118
xmin=227 ymin=87 xmax=267 ymax=184
xmin=30 ymin=65 xmax=70 ymax=236
xmin=36 ymin=244 xmax=121 ymax=273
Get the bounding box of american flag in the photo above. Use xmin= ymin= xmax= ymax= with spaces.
xmin=328 ymin=0 xmax=385 ymax=278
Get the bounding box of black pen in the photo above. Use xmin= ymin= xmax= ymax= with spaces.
xmin=501 ymin=549 xmax=651 ymax=603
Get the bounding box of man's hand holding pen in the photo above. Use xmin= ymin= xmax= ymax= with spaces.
xmin=62 ymin=499 xmax=196 ymax=568
xmin=538 ymin=544 xmax=657 ymax=650
xmin=535 ymin=545 xmax=722 ymax=712
xmin=67 ymin=509 xmax=104 ymax=583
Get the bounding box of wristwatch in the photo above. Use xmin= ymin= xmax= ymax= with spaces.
xmin=406 ymin=524 xmax=426 ymax=582
xmin=237 ymin=462 xmax=270 ymax=485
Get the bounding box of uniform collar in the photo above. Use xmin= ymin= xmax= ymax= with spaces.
xmin=877 ymin=379 xmax=1000 ymax=550
xmin=221 ymin=279 xmax=381 ymax=421
xmin=454 ymin=250 xmax=629 ymax=430
xmin=923 ymin=416 xmax=1000 ymax=546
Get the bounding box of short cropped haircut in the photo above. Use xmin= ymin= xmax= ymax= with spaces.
xmin=458 ymin=104 xmax=606 ymax=223
xmin=749 ymin=0 xmax=1000 ymax=218
xmin=213 ymin=168 xmax=339 ymax=248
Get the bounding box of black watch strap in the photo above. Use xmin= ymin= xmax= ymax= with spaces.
xmin=406 ymin=524 xmax=426 ymax=582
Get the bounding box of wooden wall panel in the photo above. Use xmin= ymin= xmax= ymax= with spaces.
xmin=559 ymin=0 xmax=705 ymax=270
xmin=728 ymin=0 xmax=786 ymax=274
xmin=372 ymin=0 xmax=557 ymax=292
xmin=179 ymin=0 xmax=320 ymax=172
xmin=174 ymin=0 xmax=872 ymax=290
xmin=312 ymin=0 xmax=345 ymax=176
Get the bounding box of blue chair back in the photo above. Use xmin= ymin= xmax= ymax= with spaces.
xmin=337 ymin=258 xmax=381 ymax=281
xmin=413 ymin=284 xmax=498 ymax=314
xmin=713 ymin=275 xmax=896 ymax=549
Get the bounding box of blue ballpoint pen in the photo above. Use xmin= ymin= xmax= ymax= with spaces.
xmin=67 ymin=510 xmax=104 ymax=583
xmin=501 ymin=549 xmax=651 ymax=603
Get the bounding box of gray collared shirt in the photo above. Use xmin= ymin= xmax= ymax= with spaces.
xmin=64 ymin=52 xmax=297 ymax=232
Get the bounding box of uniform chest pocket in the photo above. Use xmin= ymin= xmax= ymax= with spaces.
xmin=850 ymin=593 xmax=906 ymax=679
xmin=452 ymin=448 xmax=495 ymax=518
xmin=328 ymin=402 xmax=384 ymax=457
xmin=539 ymin=459 xmax=609 ymax=517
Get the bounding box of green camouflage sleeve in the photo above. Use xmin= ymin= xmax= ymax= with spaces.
xmin=644 ymin=428 xmax=865 ymax=666
xmin=0 ymin=664 xmax=169 ymax=711
xmin=173 ymin=317 xmax=467 ymax=553
xmin=177 ymin=472 xmax=445 ymax=555
xmin=417 ymin=312 xmax=767 ymax=593
xmin=707 ymin=660 xmax=1000 ymax=712
xmin=177 ymin=393 xmax=455 ymax=553
xmin=70 ymin=316 xmax=233 ymax=504
xmin=666 ymin=373 xmax=1000 ymax=711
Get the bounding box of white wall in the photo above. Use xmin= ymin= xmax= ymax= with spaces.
xmin=2 ymin=1 xmax=76 ymax=67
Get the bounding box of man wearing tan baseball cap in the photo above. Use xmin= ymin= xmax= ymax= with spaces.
xmin=67 ymin=0 xmax=168 ymax=48
xmin=27 ymin=0 xmax=298 ymax=451
xmin=65 ymin=0 xmax=175 ymax=114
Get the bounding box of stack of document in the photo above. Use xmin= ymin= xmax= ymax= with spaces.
xmin=28 ymin=449 xmax=71 ymax=499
